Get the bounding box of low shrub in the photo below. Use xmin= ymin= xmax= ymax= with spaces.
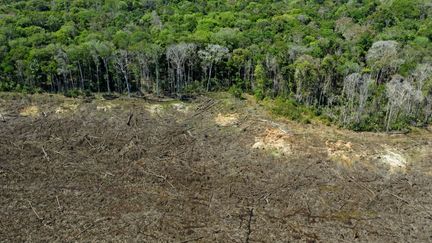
xmin=268 ymin=97 xmax=317 ymax=123
xmin=64 ymin=88 xmax=82 ymax=98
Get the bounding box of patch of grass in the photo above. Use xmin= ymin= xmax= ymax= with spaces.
xmin=228 ymin=85 xmax=244 ymax=99
xmin=208 ymin=91 xmax=239 ymax=111
xmin=183 ymin=80 xmax=206 ymax=94
xmin=264 ymin=97 xmax=318 ymax=124
xmin=0 ymin=83 xmax=43 ymax=94
xmin=64 ymin=89 xmax=83 ymax=98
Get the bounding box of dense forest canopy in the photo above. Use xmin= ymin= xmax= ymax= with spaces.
xmin=1 ymin=0 xmax=432 ymax=130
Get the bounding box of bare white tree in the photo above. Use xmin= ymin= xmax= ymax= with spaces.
xmin=412 ymin=63 xmax=432 ymax=92
xmin=411 ymin=63 xmax=432 ymax=123
xmin=198 ymin=44 xmax=229 ymax=91
xmin=265 ymin=54 xmax=282 ymax=95
xmin=114 ymin=49 xmax=131 ymax=97
xmin=366 ymin=40 xmax=404 ymax=84
xmin=166 ymin=43 xmax=196 ymax=94
xmin=385 ymin=75 xmax=418 ymax=131
xmin=341 ymin=73 xmax=373 ymax=125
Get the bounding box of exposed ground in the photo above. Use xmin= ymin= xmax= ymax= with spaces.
xmin=1 ymin=92 xmax=432 ymax=242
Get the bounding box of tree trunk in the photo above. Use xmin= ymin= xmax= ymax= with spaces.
xmin=78 ymin=61 xmax=84 ymax=90
xmin=207 ymin=63 xmax=213 ymax=92
xmin=103 ymin=59 xmax=111 ymax=93
xmin=124 ymin=74 xmax=131 ymax=97
xmin=176 ymin=65 xmax=181 ymax=95
xmin=386 ymin=106 xmax=393 ymax=131
xmin=155 ymin=61 xmax=160 ymax=96
xmin=376 ymin=69 xmax=382 ymax=85
xmin=96 ymin=64 xmax=100 ymax=93
xmin=69 ymin=71 xmax=74 ymax=89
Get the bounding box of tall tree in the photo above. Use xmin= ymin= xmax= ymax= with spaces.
xmin=198 ymin=44 xmax=229 ymax=91
xmin=114 ymin=49 xmax=131 ymax=97
xmin=367 ymin=41 xmax=404 ymax=84
xmin=166 ymin=43 xmax=196 ymax=94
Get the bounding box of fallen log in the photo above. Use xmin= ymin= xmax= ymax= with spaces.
xmin=127 ymin=113 xmax=133 ymax=126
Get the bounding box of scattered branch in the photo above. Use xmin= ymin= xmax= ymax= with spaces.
xmin=180 ymin=236 xmax=205 ymax=243
xmin=245 ymin=208 xmax=254 ymax=243
xmin=28 ymin=200 xmax=43 ymax=220
xmin=42 ymin=147 xmax=50 ymax=161
xmin=127 ymin=113 xmax=134 ymax=126
xmin=142 ymin=168 xmax=176 ymax=190
xmin=56 ymin=196 xmax=62 ymax=210
xmin=69 ymin=217 xmax=109 ymax=241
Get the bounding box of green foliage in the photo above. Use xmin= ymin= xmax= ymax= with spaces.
xmin=0 ymin=0 xmax=431 ymax=131
xmin=268 ymin=97 xmax=316 ymax=124
xmin=64 ymin=88 xmax=82 ymax=98
xmin=228 ymin=85 xmax=243 ymax=99
xmin=0 ymin=80 xmax=14 ymax=92
xmin=348 ymin=111 xmax=387 ymax=132
xmin=254 ymin=64 xmax=266 ymax=100
xmin=183 ymin=80 xmax=205 ymax=94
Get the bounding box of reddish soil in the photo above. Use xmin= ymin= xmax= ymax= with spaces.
xmin=1 ymin=93 xmax=432 ymax=242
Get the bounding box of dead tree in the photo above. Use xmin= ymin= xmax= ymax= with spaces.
xmin=265 ymin=54 xmax=282 ymax=96
xmin=366 ymin=41 xmax=404 ymax=84
xmin=114 ymin=49 xmax=131 ymax=97
xmin=411 ymin=63 xmax=432 ymax=123
xmin=341 ymin=73 xmax=373 ymax=125
xmin=166 ymin=43 xmax=196 ymax=94
xmin=198 ymin=44 xmax=229 ymax=91
xmin=385 ymin=75 xmax=417 ymax=131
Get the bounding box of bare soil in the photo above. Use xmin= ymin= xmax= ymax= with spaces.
xmin=1 ymin=92 xmax=432 ymax=242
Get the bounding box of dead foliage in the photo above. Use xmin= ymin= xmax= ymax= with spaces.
xmin=1 ymin=94 xmax=432 ymax=242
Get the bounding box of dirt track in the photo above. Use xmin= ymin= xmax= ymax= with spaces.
xmin=1 ymin=93 xmax=432 ymax=242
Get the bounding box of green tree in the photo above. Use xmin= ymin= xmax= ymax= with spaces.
xmin=254 ymin=63 xmax=266 ymax=100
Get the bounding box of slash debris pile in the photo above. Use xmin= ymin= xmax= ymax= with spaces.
xmin=1 ymin=93 xmax=432 ymax=242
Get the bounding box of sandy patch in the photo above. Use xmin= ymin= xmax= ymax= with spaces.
xmin=56 ymin=103 xmax=79 ymax=114
xmin=326 ymin=140 xmax=359 ymax=167
xmin=20 ymin=106 xmax=40 ymax=117
xmin=381 ymin=149 xmax=407 ymax=171
xmin=252 ymin=128 xmax=292 ymax=155
xmin=172 ymin=103 xmax=189 ymax=113
xmin=146 ymin=104 xmax=163 ymax=115
xmin=96 ymin=103 xmax=118 ymax=112
xmin=215 ymin=113 xmax=239 ymax=126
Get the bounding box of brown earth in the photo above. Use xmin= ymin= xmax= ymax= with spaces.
xmin=1 ymin=92 xmax=432 ymax=242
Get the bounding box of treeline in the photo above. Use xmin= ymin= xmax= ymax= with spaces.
xmin=0 ymin=0 xmax=432 ymax=130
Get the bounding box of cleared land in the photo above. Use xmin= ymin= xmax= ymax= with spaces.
xmin=1 ymin=93 xmax=432 ymax=242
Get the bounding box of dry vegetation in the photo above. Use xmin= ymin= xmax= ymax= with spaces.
xmin=1 ymin=92 xmax=432 ymax=242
